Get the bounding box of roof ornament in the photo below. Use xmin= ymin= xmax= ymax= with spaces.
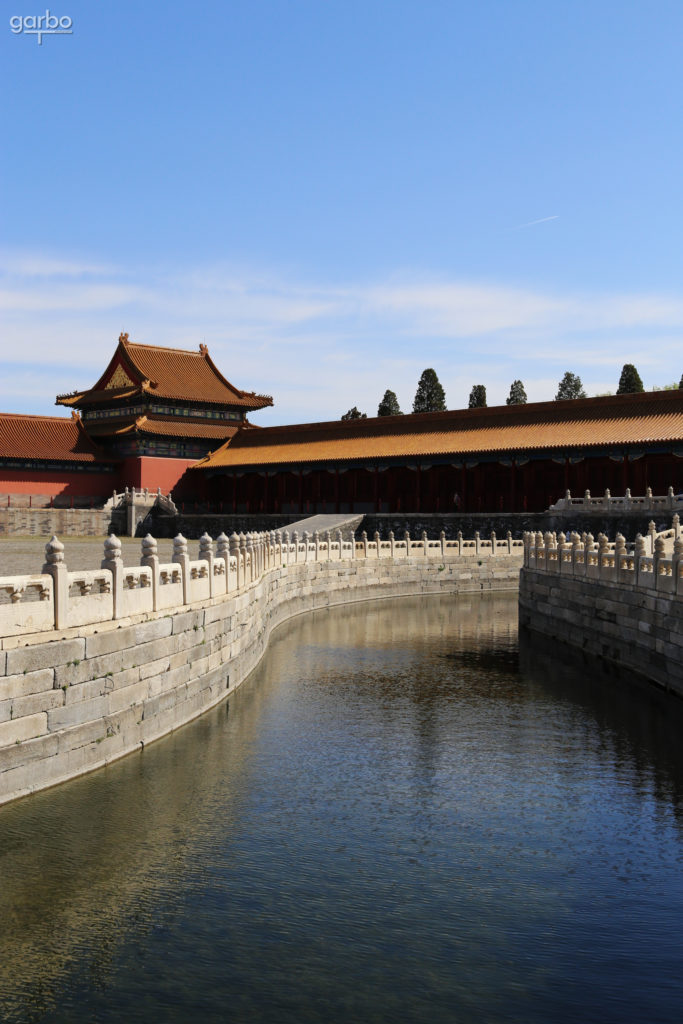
xmin=119 ymin=332 xmax=129 ymax=344
xmin=199 ymin=343 xmax=208 ymax=355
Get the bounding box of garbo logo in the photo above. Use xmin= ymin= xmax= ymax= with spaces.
xmin=10 ymin=10 xmax=73 ymax=44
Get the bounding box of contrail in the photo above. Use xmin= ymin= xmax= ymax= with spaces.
xmin=514 ymin=215 xmax=559 ymax=229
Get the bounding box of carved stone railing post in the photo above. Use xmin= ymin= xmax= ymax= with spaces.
xmin=404 ymin=530 xmax=410 ymax=557
xmin=199 ymin=532 xmax=214 ymax=597
xmin=172 ymin=534 xmax=190 ymax=605
xmin=457 ymin=530 xmax=463 ymax=556
xmin=389 ymin=530 xmax=395 ymax=557
xmin=654 ymin=536 xmax=665 ymax=586
xmin=102 ymin=534 xmax=124 ymax=618
xmin=216 ymin=533 xmax=230 ymax=594
xmin=275 ymin=529 xmax=282 ymax=564
xmin=634 ymin=533 xmax=646 ymax=587
xmin=673 ymin=537 xmax=683 ymax=595
xmin=474 ymin=531 xmax=480 ymax=556
xmin=374 ymin=530 xmax=381 ymax=557
xmin=141 ymin=534 xmax=160 ymax=611
xmin=673 ymin=512 xmax=680 ymax=541
xmin=507 ymin=530 xmax=513 ymax=555
xmin=239 ymin=533 xmax=247 ymax=583
xmin=303 ymin=531 xmax=310 ymax=563
xmin=490 ymin=530 xmax=497 ymax=557
xmin=292 ymin=531 xmax=299 ymax=564
xmin=283 ymin=530 xmax=290 ymax=565
xmin=325 ymin=530 xmax=331 ymax=561
xmin=440 ymin=530 xmax=446 ymax=557
xmin=614 ymin=532 xmax=626 ymax=583
xmin=361 ymin=530 xmax=368 ymax=558
xmin=597 ymin=533 xmax=609 ymax=578
xmin=335 ymin=529 xmax=342 ymax=560
xmin=246 ymin=532 xmax=254 ymax=581
xmin=43 ymin=535 xmax=68 ymax=630
xmin=421 ymin=530 xmax=428 ymax=556
xmin=229 ymin=532 xmax=240 ymax=590
xmin=647 ymin=520 xmax=657 ymax=554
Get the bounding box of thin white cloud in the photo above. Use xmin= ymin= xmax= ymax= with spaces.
xmin=1 ymin=247 xmax=682 ymax=421
xmin=513 ymin=215 xmax=560 ymax=229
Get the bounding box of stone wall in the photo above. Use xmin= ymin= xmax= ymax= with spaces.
xmin=0 ymin=507 xmax=124 ymax=538
xmin=519 ymin=569 xmax=683 ymax=697
xmin=0 ymin=539 xmax=522 ymax=806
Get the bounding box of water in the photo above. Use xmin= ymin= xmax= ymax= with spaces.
xmin=1 ymin=593 xmax=683 ymax=1024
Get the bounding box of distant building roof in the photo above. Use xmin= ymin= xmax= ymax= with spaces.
xmin=196 ymin=389 xmax=683 ymax=470
xmin=56 ymin=333 xmax=273 ymax=411
xmin=0 ymin=412 xmax=105 ymax=463
xmin=88 ymin=415 xmax=253 ymax=442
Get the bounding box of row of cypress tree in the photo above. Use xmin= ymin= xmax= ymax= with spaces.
xmin=341 ymin=364 xmax=679 ymax=419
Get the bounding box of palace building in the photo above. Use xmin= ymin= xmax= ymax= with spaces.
xmin=1 ymin=332 xmax=682 ymax=512
xmin=0 ymin=334 xmax=272 ymax=501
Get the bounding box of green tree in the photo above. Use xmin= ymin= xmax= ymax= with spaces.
xmin=341 ymin=406 xmax=367 ymax=420
xmin=377 ymin=389 xmax=402 ymax=416
xmin=413 ymin=369 xmax=446 ymax=413
xmin=506 ymin=380 xmax=527 ymax=405
xmin=616 ymin=364 xmax=644 ymax=394
xmin=555 ymin=371 xmax=587 ymax=400
xmin=468 ymin=384 xmax=487 ymax=408
xmin=679 ymin=373 xmax=683 ymax=389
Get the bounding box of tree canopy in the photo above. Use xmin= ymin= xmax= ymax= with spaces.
xmin=555 ymin=372 xmax=587 ymax=401
xmin=506 ymin=380 xmax=527 ymax=405
xmin=679 ymin=373 xmax=683 ymax=389
xmin=341 ymin=407 xmax=367 ymax=420
xmin=468 ymin=384 xmax=487 ymax=408
xmin=413 ymin=369 xmax=446 ymax=413
xmin=616 ymin=364 xmax=644 ymax=394
xmin=377 ymin=389 xmax=402 ymax=416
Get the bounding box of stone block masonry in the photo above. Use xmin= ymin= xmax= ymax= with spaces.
xmin=0 ymin=525 xmax=523 ymax=806
xmin=519 ymin=520 xmax=683 ymax=696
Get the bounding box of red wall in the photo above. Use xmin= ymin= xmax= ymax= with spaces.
xmin=0 ymin=468 xmax=117 ymax=499
xmin=117 ymin=456 xmax=199 ymax=493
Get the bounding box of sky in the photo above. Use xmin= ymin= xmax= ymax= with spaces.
xmin=2 ymin=0 xmax=683 ymax=425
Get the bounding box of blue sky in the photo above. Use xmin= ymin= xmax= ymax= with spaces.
xmin=2 ymin=0 xmax=682 ymax=424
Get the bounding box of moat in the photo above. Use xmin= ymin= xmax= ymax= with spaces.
xmin=1 ymin=592 xmax=683 ymax=1024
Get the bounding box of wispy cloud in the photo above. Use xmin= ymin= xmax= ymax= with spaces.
xmin=1 ymin=248 xmax=681 ymax=421
xmin=513 ymin=215 xmax=559 ymax=229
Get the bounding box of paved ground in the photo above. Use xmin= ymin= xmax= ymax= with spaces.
xmin=0 ymin=537 xmax=181 ymax=576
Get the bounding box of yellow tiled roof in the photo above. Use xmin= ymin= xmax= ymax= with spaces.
xmin=197 ymin=390 xmax=683 ymax=469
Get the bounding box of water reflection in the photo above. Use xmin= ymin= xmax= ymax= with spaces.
xmin=0 ymin=594 xmax=682 ymax=1024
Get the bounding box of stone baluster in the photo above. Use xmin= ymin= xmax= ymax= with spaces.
xmin=314 ymin=530 xmax=320 ymax=562
xmin=325 ymin=530 xmax=331 ymax=561
xmin=474 ymin=531 xmax=480 ymax=556
xmin=246 ymin=533 xmax=255 ymax=581
xmin=172 ymin=534 xmax=190 ymax=605
xmin=302 ymin=530 xmax=309 ymax=563
xmin=654 ymin=536 xmax=665 ymax=585
xmin=570 ymin=531 xmax=581 ymax=573
xmin=275 ymin=529 xmax=282 ymax=564
xmin=646 ymin=486 xmax=653 ymax=509
xmin=584 ymin=489 xmax=591 ymax=502
xmin=239 ymin=533 xmax=247 ymax=582
xmin=673 ymin=512 xmax=680 ymax=541
xmin=457 ymin=530 xmax=463 ymax=556
xmin=335 ymin=529 xmax=343 ymax=560
xmin=216 ymin=533 xmax=230 ymax=594
xmin=141 ymin=533 xmax=160 ymax=611
xmin=389 ymin=530 xmax=395 ymax=557
xmin=404 ymin=530 xmax=410 ymax=557
xmin=614 ymin=532 xmax=626 ymax=582
xmin=604 ymin=488 xmax=611 ymax=509
xmin=440 ymin=530 xmax=446 ymax=558
xmin=491 ymin=530 xmax=497 ymax=557
xmin=374 ymin=530 xmax=381 ymax=557
xmin=557 ymin=531 xmax=567 ymax=572
xmin=362 ymin=530 xmax=368 ymax=558
xmin=673 ymin=537 xmax=683 ymax=596
xmin=597 ymin=533 xmax=609 ymax=578
xmin=625 ymin=487 xmax=632 ymax=509
xmin=421 ymin=530 xmax=428 ymax=557
xmin=292 ymin=531 xmax=299 ymax=563
xmin=634 ymin=533 xmax=646 ymax=586
xmin=283 ymin=531 xmax=290 ymax=565
xmin=43 ymin=535 xmax=68 ymax=630
xmin=668 ymin=485 xmax=675 ymax=509
xmin=647 ymin=520 xmax=657 ymax=554
xmin=229 ymin=532 xmax=241 ymax=589
xmin=199 ymin=532 xmax=214 ymax=596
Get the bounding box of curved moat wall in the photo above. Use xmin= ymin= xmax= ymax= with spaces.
xmin=0 ymin=553 xmax=521 ymax=806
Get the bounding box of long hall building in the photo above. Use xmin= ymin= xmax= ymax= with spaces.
xmin=193 ymin=389 xmax=683 ymax=515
